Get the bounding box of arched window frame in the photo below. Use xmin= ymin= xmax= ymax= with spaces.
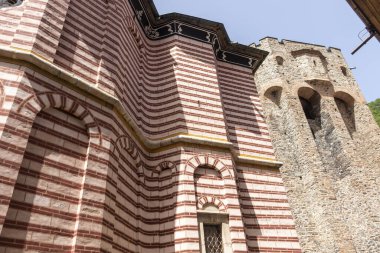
xmin=197 ymin=204 xmax=231 ymax=253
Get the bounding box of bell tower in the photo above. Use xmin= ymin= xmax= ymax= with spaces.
xmin=252 ymin=37 xmax=380 ymax=253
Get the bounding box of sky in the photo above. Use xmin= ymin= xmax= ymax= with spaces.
xmin=153 ymin=0 xmax=380 ymax=102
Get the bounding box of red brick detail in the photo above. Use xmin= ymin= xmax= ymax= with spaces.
xmin=114 ymin=135 xmax=143 ymax=176
xmin=184 ymin=155 xmax=234 ymax=179
xmin=17 ymin=91 xmax=102 ymax=144
xmin=197 ymin=196 xmax=227 ymax=212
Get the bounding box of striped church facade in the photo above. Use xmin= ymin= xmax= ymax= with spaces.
xmin=0 ymin=0 xmax=301 ymax=252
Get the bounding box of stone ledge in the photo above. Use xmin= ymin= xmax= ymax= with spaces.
xmin=235 ymin=155 xmax=283 ymax=168
xmin=0 ymin=46 xmax=284 ymax=167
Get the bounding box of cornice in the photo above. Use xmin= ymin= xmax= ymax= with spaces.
xmin=129 ymin=0 xmax=268 ymax=70
xmin=0 ymin=46 xmax=282 ymax=169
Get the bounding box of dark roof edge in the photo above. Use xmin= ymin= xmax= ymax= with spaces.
xmin=346 ymin=0 xmax=380 ymax=41
xmin=132 ymin=0 xmax=268 ymax=69
xmin=159 ymin=13 xmax=267 ymax=59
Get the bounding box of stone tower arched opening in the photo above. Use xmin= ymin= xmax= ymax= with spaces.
xmin=334 ymin=91 xmax=356 ymax=138
xmin=298 ymin=87 xmax=322 ymax=138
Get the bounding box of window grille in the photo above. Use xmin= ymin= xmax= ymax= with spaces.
xmin=0 ymin=0 xmax=23 ymax=8
xmin=204 ymin=224 xmax=223 ymax=253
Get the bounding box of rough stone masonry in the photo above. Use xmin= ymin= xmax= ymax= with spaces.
xmin=253 ymin=38 xmax=380 ymax=253
xmin=0 ymin=0 xmax=378 ymax=253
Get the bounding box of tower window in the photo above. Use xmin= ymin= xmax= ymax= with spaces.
xmin=204 ymin=224 xmax=224 ymax=253
xmin=340 ymin=66 xmax=347 ymax=76
xmin=298 ymin=88 xmax=322 ymax=138
xmin=276 ymin=56 xmax=284 ymax=65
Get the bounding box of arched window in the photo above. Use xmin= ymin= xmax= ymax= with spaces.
xmin=0 ymin=0 xmax=23 ymax=8
xmin=194 ymin=165 xmax=232 ymax=253
xmin=298 ymin=87 xmax=322 ymax=138
xmin=197 ymin=203 xmax=230 ymax=253
xmin=334 ymin=92 xmax=356 ymax=138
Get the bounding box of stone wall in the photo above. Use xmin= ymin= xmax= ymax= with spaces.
xmin=253 ymin=37 xmax=380 ymax=253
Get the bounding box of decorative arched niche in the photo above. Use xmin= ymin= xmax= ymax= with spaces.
xmin=298 ymin=87 xmax=322 ymax=138
xmin=334 ymin=91 xmax=356 ymax=138
xmin=179 ymin=155 xmax=236 ymax=253
xmin=264 ymin=85 xmax=283 ymax=106
xmin=114 ymin=135 xmax=143 ymax=176
xmin=0 ymin=92 xmax=102 ymax=251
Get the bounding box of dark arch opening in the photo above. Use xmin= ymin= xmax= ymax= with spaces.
xmin=276 ymin=56 xmax=284 ymax=66
xmin=300 ymin=97 xmax=315 ymax=120
xmin=334 ymin=96 xmax=356 ymax=138
xmin=298 ymin=88 xmax=322 ymax=138
xmin=340 ymin=66 xmax=347 ymax=77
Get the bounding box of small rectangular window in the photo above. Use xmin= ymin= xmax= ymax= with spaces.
xmin=204 ymin=224 xmax=224 ymax=253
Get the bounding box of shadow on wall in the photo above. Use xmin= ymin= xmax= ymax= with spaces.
xmin=157 ymin=163 xmax=179 ymax=253
xmin=141 ymin=158 xmax=181 ymax=252
xmin=235 ymin=166 xmax=262 ymax=253
xmin=0 ymin=108 xmax=90 ymax=251
xmin=54 ymin=0 xmax=188 ymax=140
xmin=53 ymin=0 xmax=104 ymax=83
xmin=218 ymin=64 xmax=270 ymax=157
xmin=112 ymin=135 xmax=181 ymax=252
xmin=334 ymin=92 xmax=356 ymax=138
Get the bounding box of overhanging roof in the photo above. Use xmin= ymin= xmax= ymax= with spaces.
xmin=128 ymin=0 xmax=268 ymax=70
xmin=347 ymin=0 xmax=380 ymax=41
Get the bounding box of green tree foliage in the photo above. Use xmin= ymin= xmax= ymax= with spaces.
xmin=368 ymin=99 xmax=380 ymax=127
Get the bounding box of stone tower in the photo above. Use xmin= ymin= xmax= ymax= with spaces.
xmin=253 ymin=37 xmax=380 ymax=253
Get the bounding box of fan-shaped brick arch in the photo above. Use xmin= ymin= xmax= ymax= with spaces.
xmin=197 ymin=196 xmax=227 ymax=212
xmin=17 ymin=91 xmax=102 ymax=144
xmin=184 ymin=155 xmax=234 ymax=179
xmin=154 ymin=161 xmax=177 ymax=174
xmin=114 ymin=135 xmax=143 ymax=176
